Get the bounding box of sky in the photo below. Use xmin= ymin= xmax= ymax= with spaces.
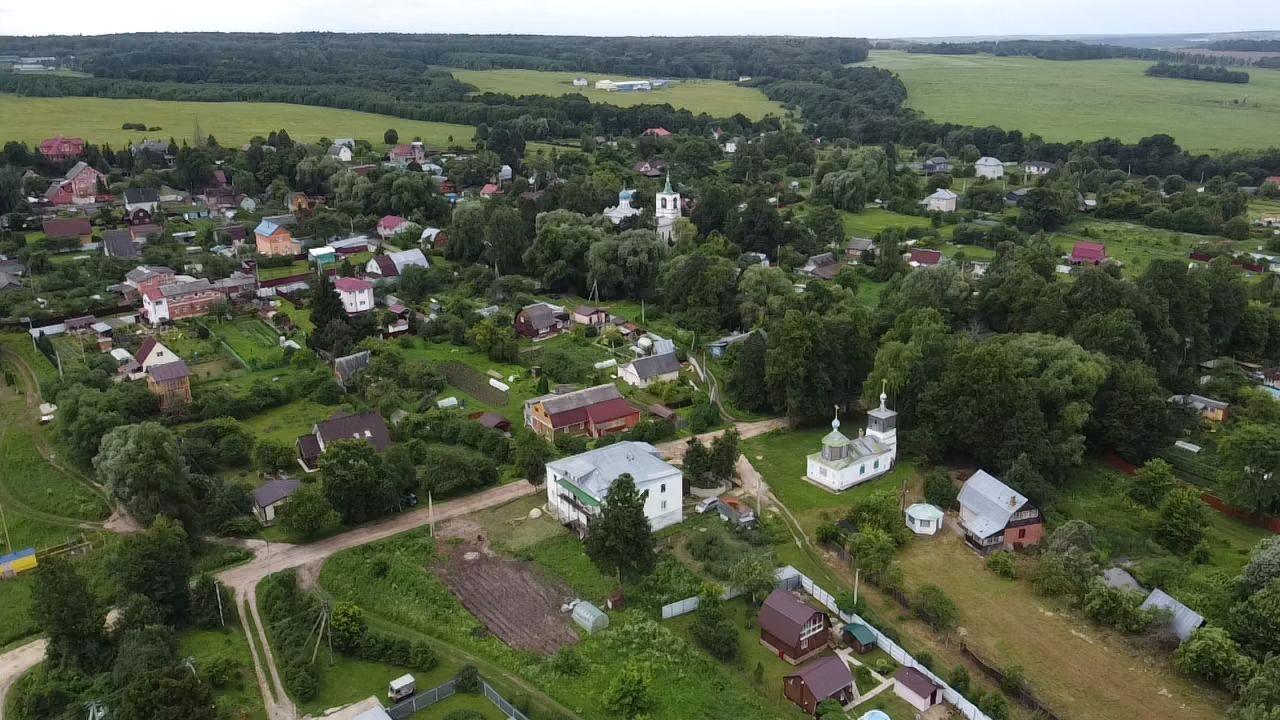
xmin=0 ymin=0 xmax=1272 ymax=38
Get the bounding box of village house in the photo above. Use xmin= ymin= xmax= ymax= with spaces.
xmin=1022 ymin=160 xmax=1055 ymax=177
xmin=1070 ymin=241 xmax=1108 ymax=265
xmin=706 ymin=330 xmax=762 ymax=359
xmin=957 ymin=470 xmax=1044 ymax=554
xmin=974 ymin=156 xmax=1005 ymax=180
xmin=254 ymin=218 xmax=296 ymax=257
xmin=846 ymin=237 xmax=877 ymax=261
xmin=146 ymin=358 xmax=192 ymax=412
xmin=334 ymin=277 xmax=375 ymax=315
xmin=135 ymin=337 xmax=180 ymax=373
xmin=296 ymin=411 xmax=392 ymax=472
xmin=922 ymin=157 xmax=952 ymax=175
xmin=800 ymin=252 xmax=842 ymax=280
xmin=252 ymin=477 xmax=302 ymax=525
xmin=524 ymin=384 xmax=640 ymax=440
xmin=632 ymin=159 xmax=667 ymax=178
xmin=893 ymin=667 xmax=943 ymax=712
xmin=388 ymin=142 xmax=426 ymax=168
xmin=908 ymin=248 xmax=943 ymax=267
xmin=102 ymin=229 xmax=141 ymax=258
xmin=377 ymin=215 xmax=409 ymax=240
xmin=642 ymin=127 xmax=672 ymax=137
xmin=783 ymin=656 xmax=857 ymax=715
xmin=921 ymin=188 xmax=959 ymax=213
xmin=619 ymin=351 xmax=681 ymax=389
xmin=1169 ymin=393 xmax=1230 ymax=422
xmin=805 ymin=392 xmax=897 ymax=492
xmin=515 ymin=302 xmax=569 ymax=339
xmin=571 ymin=305 xmax=609 ymax=327
xmin=759 ymin=590 xmax=831 ymax=664
xmin=327 ymin=144 xmax=354 ymax=162
xmin=131 ymin=140 xmax=172 ymax=164
xmin=545 ymin=441 xmax=683 ymax=535
xmin=0 ymin=272 xmax=22 ymax=292
xmin=44 ymin=162 xmax=106 ymax=205
xmin=42 ymin=217 xmax=94 ymax=246
xmin=142 ymin=278 xmax=225 ymax=326
xmin=480 ymin=183 xmax=502 ymax=199
xmin=38 ymin=136 xmax=85 ymax=162
xmin=124 ymin=265 xmax=176 ymax=299
xmin=124 ymin=188 xmax=161 ymax=215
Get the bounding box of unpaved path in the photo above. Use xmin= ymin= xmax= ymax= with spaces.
xmin=0 ymin=639 xmax=46 ymax=720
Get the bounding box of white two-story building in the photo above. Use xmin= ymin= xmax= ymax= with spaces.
xmin=545 ymin=441 xmax=683 ymax=535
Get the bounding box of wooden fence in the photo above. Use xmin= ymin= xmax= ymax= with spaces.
xmin=959 ymin=642 xmax=1065 ymax=720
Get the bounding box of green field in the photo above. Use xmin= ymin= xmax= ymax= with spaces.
xmin=180 ymin=628 xmax=268 ymax=720
xmin=451 ymin=68 xmax=783 ymax=120
xmin=861 ymin=51 xmax=1280 ymax=153
xmin=212 ymin=317 xmax=286 ymax=369
xmin=0 ymin=96 xmax=476 ymax=149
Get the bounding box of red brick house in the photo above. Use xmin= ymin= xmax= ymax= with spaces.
xmin=523 ymin=384 xmax=640 ymax=440
xmin=783 ymin=655 xmax=856 ymax=715
xmin=42 ymin=217 xmax=94 ymax=246
xmin=759 ymin=590 xmax=832 ymax=664
xmin=43 ymin=162 xmax=106 ymax=205
xmin=39 ymin=137 xmax=86 ymax=162
xmin=124 ymin=265 xmax=177 ymax=298
xmin=146 ymin=359 xmax=192 ymax=412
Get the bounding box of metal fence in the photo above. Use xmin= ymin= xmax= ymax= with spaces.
xmin=388 ymin=677 xmax=529 ymax=720
xmin=659 ymin=584 xmax=745 ymax=619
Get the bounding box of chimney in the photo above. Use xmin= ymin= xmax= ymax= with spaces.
xmin=1009 ymin=496 xmax=1018 ymax=508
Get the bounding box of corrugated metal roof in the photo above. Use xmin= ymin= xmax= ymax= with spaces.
xmin=1140 ymin=588 xmax=1205 ymax=641
xmin=958 ymin=470 xmax=1028 ymax=540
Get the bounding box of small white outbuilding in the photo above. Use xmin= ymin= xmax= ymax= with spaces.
xmin=905 ymin=503 xmax=944 ymax=536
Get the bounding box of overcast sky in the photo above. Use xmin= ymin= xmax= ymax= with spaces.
xmin=0 ymin=0 xmax=1270 ymax=38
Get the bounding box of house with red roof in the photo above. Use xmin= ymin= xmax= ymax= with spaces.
xmin=42 ymin=217 xmax=94 ymax=246
xmin=43 ymin=162 xmax=106 ymax=205
xmin=377 ymin=215 xmax=408 ymax=239
xmin=642 ymin=128 xmax=672 ymax=138
xmin=908 ymin=249 xmax=943 ymax=267
xmin=38 ymin=137 xmax=85 ymax=162
xmin=1263 ymin=176 xmax=1280 ymax=188
xmin=1070 ymin=242 xmax=1107 ymax=265
xmin=480 ymin=183 xmax=502 ymax=198
xmin=334 ymin=277 xmax=375 ymax=315
xmin=388 ymin=143 xmax=426 ymax=168
xmin=524 ymin=384 xmax=640 ymax=440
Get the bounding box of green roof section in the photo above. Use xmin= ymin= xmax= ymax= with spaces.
xmin=557 ymin=477 xmax=601 ymax=508
xmin=843 ymin=622 xmax=877 ymax=646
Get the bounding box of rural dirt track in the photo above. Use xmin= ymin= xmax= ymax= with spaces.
xmin=0 ymin=640 xmax=47 ymax=720
xmin=217 ymin=481 xmax=539 ymax=720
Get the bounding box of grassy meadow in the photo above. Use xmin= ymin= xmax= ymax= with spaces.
xmin=0 ymin=96 xmax=476 ymax=149
xmin=861 ymin=51 xmax=1280 ymax=152
xmin=451 ymin=68 xmax=783 ymax=120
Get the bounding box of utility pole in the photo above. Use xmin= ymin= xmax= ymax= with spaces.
xmin=0 ymin=502 xmax=11 ymax=554
xmin=853 ymin=568 xmax=860 ymax=609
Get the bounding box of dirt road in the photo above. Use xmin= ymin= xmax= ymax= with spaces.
xmin=217 ymin=481 xmax=539 ymax=720
xmin=0 ymin=640 xmax=47 ymax=720
xmin=655 ymin=417 xmax=787 ymax=462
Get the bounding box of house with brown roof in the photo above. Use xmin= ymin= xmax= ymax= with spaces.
xmin=523 ymin=384 xmax=640 ymax=440
xmin=800 ymin=252 xmax=842 ymax=280
xmin=893 ymin=666 xmax=942 ymax=712
xmin=515 ymin=302 xmax=568 ymax=339
xmin=759 ymin=589 xmax=831 ymax=664
xmin=632 ymin=159 xmax=667 ymax=178
xmin=783 ymin=655 xmax=857 ymax=715
xmin=42 ymin=217 xmax=94 ymax=245
xmin=572 ymin=305 xmax=609 ymax=327
xmin=147 ymin=359 xmax=192 ymax=412
xmin=296 ymin=411 xmax=392 ymax=472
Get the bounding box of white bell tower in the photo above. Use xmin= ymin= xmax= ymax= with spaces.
xmin=866 ymin=379 xmax=898 ymax=464
xmin=656 ymin=172 xmax=681 ymax=221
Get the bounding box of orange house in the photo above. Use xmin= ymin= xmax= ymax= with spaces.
xmin=254 ymin=218 xmax=295 ymax=257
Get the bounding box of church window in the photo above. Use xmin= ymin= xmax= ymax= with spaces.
xmin=859 ymin=465 xmax=865 ymax=475
xmin=661 ymin=198 xmax=667 ymax=210
xmin=874 ymin=460 xmax=879 ymax=470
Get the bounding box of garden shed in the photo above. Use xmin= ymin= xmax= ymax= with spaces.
xmin=905 ymin=503 xmax=944 ymax=536
xmin=572 ymin=601 xmax=609 ymax=633
xmin=842 ymin=622 xmax=878 ymax=654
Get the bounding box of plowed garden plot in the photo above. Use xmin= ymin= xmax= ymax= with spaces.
xmin=432 ymin=541 xmax=579 ymax=655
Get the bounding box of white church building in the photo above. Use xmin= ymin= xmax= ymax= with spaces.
xmin=655 ymin=173 xmax=681 ymax=242
xmin=805 ymin=388 xmax=898 ymax=492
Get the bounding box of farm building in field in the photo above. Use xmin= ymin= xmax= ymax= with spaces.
xmin=1070 ymin=242 xmax=1108 ymax=265
xmin=620 ymin=351 xmax=681 ymax=389
xmin=296 ymin=411 xmax=392 ymax=471
xmin=335 ymin=277 xmax=375 ymax=315
xmin=515 ymin=302 xmax=569 ymax=339
xmin=759 ymin=589 xmax=832 ymax=664
xmin=893 ymin=666 xmax=942 ymax=712
xmin=783 ymin=655 xmax=857 ymax=715
xmin=546 ymin=441 xmax=683 ymax=534
xmin=1140 ymin=588 xmax=1206 ymax=641
xmin=974 ymin=156 xmax=1005 ymax=179
xmin=0 ymin=548 xmax=38 ymax=577
xmin=525 ymin=384 xmax=641 ymax=440
xmin=252 ymin=476 xmax=302 ymax=525
xmin=147 ymin=359 xmax=192 ymax=412
xmin=957 ymin=470 xmax=1044 ymax=554
xmin=805 ymin=396 xmax=897 ymax=493
xmin=921 ymin=188 xmax=958 ymax=213
xmin=1169 ymin=393 xmax=1230 ymax=422
xmin=573 ymin=77 xmax=589 ymax=87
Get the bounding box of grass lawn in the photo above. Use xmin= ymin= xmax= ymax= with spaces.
xmin=0 ymin=95 xmax=477 ymax=149
xmin=450 ymin=68 xmax=783 ymax=120
xmin=853 ymin=279 xmax=889 ymax=309
xmin=395 ymin=337 xmax=538 ymax=413
xmin=159 ymin=327 xmax=223 ymax=364
xmin=1 ymin=333 xmax=61 ymax=387
xmin=742 ymin=428 xmax=917 ymax=533
xmin=469 ymin=495 xmax=564 ymax=552
xmin=664 ymin=597 xmax=810 ymax=719
xmin=180 ymin=627 xmax=268 ymax=720
xmin=861 ymin=51 xmax=1280 ymax=153
xmin=241 ymin=398 xmax=335 ymax=446
xmin=258 ymin=260 xmax=312 ymax=282
xmin=838 ymin=208 xmax=936 ymax=238
xmin=0 ymin=576 xmax=39 ymax=648
xmin=1051 ymin=220 xmax=1221 ymax=277
xmin=275 ymin=305 xmax=315 ymax=333
xmin=523 ymin=532 xmax=617 ymax=601
xmin=412 ymin=693 xmax=507 ymax=719
xmin=895 ymin=533 xmax=1225 ymax=720
xmin=212 ymin=317 xmax=287 ymax=369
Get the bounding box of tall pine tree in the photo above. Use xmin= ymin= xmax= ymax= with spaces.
xmin=585 ymin=473 xmax=656 ymax=581
xmin=310 ymin=270 xmax=345 ymax=329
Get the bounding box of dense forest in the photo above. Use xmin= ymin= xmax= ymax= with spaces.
xmin=1146 ymin=62 xmax=1250 ymax=84
xmin=904 ymin=39 xmax=1176 ymax=61
xmin=1203 ymin=39 xmax=1280 ymax=52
